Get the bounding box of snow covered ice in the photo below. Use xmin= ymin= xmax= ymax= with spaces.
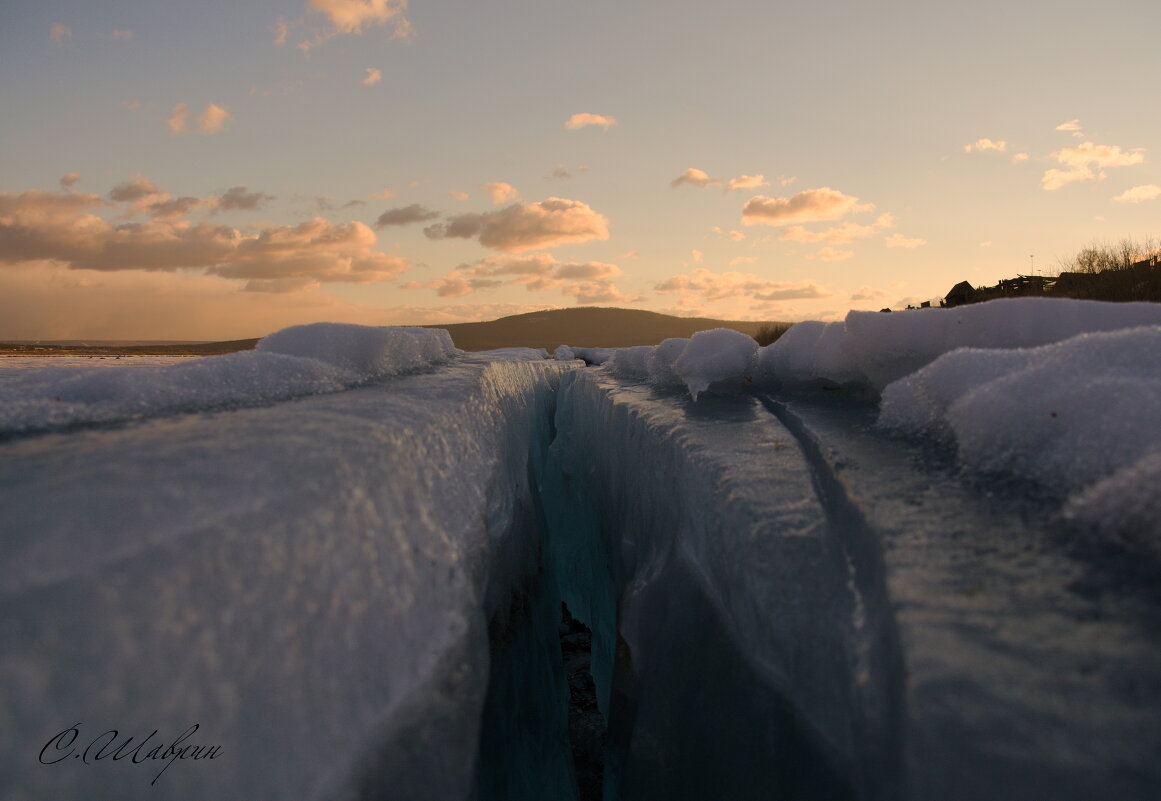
xmin=3 ymin=302 xmax=1161 ymax=801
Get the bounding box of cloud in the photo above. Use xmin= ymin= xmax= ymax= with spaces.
xmin=670 ymin=168 xmax=716 ymax=188
xmin=1112 ymin=184 xmax=1161 ymax=203
xmin=742 ymin=187 xmax=873 ymax=227
xmin=564 ymin=113 xmax=616 ymax=131
xmin=111 ymin=29 xmax=133 ymax=40
xmin=423 ymin=197 xmax=610 ymax=252
xmin=712 ymin=226 xmax=746 ymax=241
xmin=729 ymin=256 xmax=757 ymax=266
xmin=242 ymin=276 xmax=320 ymax=293
xmin=50 ymin=23 xmax=72 ymax=43
xmin=884 ymin=233 xmax=927 ymax=249
xmin=850 ymin=286 xmax=887 ymax=302
xmin=362 ymin=67 xmax=382 ymax=86
xmin=1011 ymin=153 xmax=1030 ymax=164
xmin=655 ymin=267 xmax=830 ymax=303
xmin=149 ymin=197 xmax=210 ymax=219
xmin=108 ymin=177 xmax=169 ymax=210
xmin=406 ymin=252 xmax=624 ymax=303
xmin=810 ymin=247 xmax=853 ymax=261
xmin=167 ymin=103 xmax=191 ymax=134
xmin=1056 ymin=118 xmax=1083 ymax=134
xmin=448 ymin=191 xmax=469 ymax=200
xmin=0 ymin=189 xmax=410 ymax=287
xmin=371 ymin=188 xmax=395 ymax=199
xmin=546 ymin=166 xmax=571 ymax=181
xmin=726 ymin=174 xmax=770 ymax=192
xmin=963 ymin=138 xmax=1007 ymax=153
xmin=59 ymin=173 xmax=81 ymax=190
xmin=167 ymin=103 xmax=230 ymax=135
xmin=374 ymin=203 xmax=441 ymax=227
xmin=779 ymin=213 xmax=894 ymax=244
xmin=482 ymin=181 xmax=519 ymax=205
xmin=691 ymin=249 xmax=703 ymax=263
xmin=217 ymin=186 xmax=274 ymax=211
xmin=198 ymin=104 xmax=231 ymax=134
xmin=1042 ymin=141 xmax=1145 ymax=190
xmin=779 ymin=176 xmax=797 ymax=187
xmin=290 ymin=0 xmax=413 ymax=51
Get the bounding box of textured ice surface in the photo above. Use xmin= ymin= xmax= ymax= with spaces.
xmin=0 ymin=358 xmax=577 ymax=801
xmin=880 ymin=326 xmax=1161 ymax=550
xmin=0 ymin=323 xmax=458 ymax=434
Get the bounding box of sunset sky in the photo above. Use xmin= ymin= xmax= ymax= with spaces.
xmin=2 ymin=0 xmax=1159 ymax=340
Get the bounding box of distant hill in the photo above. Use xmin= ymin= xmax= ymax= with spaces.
xmin=424 ymin=307 xmax=776 ymax=351
xmin=0 ymin=308 xmax=780 ymax=357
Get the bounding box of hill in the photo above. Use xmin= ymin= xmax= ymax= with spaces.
xmin=0 ymin=309 xmax=779 ymax=357
xmin=424 ymin=307 xmax=775 ymax=351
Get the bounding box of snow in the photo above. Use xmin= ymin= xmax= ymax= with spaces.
xmin=3 ymin=303 xmax=1161 ymax=800
xmin=0 ymin=323 xmax=458 ymax=434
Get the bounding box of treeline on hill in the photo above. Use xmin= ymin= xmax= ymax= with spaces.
xmin=944 ymin=236 xmax=1161 ymax=307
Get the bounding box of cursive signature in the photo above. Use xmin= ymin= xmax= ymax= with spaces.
xmin=40 ymin=723 xmax=222 ymax=786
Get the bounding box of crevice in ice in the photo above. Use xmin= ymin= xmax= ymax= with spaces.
xmin=560 ymin=603 xmax=606 ymax=801
xmin=755 ymin=392 xmax=906 ymax=797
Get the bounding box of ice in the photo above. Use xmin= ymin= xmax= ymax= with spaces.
xmin=845 ymin=297 xmax=1161 ymax=390
xmin=880 ymin=326 xmax=1161 ymax=537
xmin=257 ymin=322 xmax=457 ymax=375
xmin=671 ymin=328 xmax=758 ymax=400
xmin=0 ymin=357 xmax=579 ymax=801
xmin=0 ymin=323 xmax=458 ymax=434
xmin=4 ymin=298 xmax=1161 ymax=801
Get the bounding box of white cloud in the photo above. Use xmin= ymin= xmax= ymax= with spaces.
xmin=1111 ymin=184 xmax=1161 ymax=203
xmin=482 ymin=181 xmax=519 ymax=205
xmin=963 ymin=138 xmax=1007 ymax=153
xmin=742 ymin=187 xmax=873 ymax=227
xmin=1042 ymin=141 xmax=1145 ymax=190
xmin=423 ymin=197 xmax=610 ymax=252
xmin=564 ymin=113 xmax=617 ymax=130
xmin=670 ymin=168 xmax=716 ymax=188
xmin=725 ymin=174 xmax=770 ymax=192
xmin=50 ymin=23 xmax=72 ymax=43
xmin=362 ymin=67 xmax=382 ymax=86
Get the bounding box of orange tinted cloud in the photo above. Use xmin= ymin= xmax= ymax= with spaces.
xmin=1042 ymin=142 xmax=1145 ymax=190
xmin=407 ymin=252 xmax=624 ymax=303
xmin=655 ymin=267 xmax=830 ymax=302
xmin=725 ymin=174 xmax=770 ymax=191
xmin=1111 ymin=184 xmax=1161 ymax=203
xmin=198 ymin=104 xmax=231 ymax=134
xmin=780 ymin=213 xmax=894 ymax=244
xmin=670 ymin=168 xmax=716 ymax=188
xmin=482 ymin=181 xmax=519 ymax=205
xmin=50 ymin=23 xmax=72 ymax=43
xmin=963 ymin=138 xmax=1007 ymax=153
xmin=0 ymin=190 xmax=409 ymax=287
xmin=565 ymin=113 xmax=617 ymax=130
xmin=884 ymin=233 xmax=927 ymax=249
xmin=362 ymin=67 xmax=382 ymax=86
xmin=423 ymin=197 xmax=610 ymax=252
xmin=742 ymin=187 xmax=873 ymax=226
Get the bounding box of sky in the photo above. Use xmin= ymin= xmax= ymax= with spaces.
xmin=2 ymin=0 xmax=1159 ymax=340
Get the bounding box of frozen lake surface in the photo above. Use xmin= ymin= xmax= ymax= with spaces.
xmin=2 ymin=304 xmax=1160 ymax=801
